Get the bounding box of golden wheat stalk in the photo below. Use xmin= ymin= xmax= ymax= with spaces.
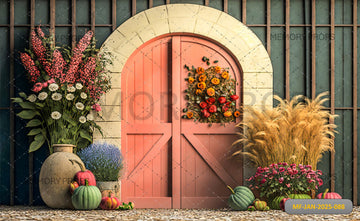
xmin=232 ymin=92 xmax=337 ymax=169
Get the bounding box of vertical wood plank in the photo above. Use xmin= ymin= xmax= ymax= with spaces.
xmin=242 ymin=0 xmax=246 ymax=24
xmin=205 ymin=0 xmax=209 ymax=6
xmin=166 ymin=0 xmax=170 ymax=4
xmin=149 ymin=0 xmax=153 ymax=8
xmin=91 ymin=0 xmax=95 ymax=31
xmin=330 ymin=0 xmax=335 ymax=192
xmin=112 ymin=0 xmax=116 ymax=31
xmin=29 ymin=0 xmax=35 ymax=206
xmin=353 ymin=0 xmax=358 ymax=206
xmin=50 ymin=0 xmax=55 ymax=38
xmin=285 ymin=0 xmax=290 ymax=100
xmin=172 ymin=36 xmax=181 ymax=209
xmin=72 ymin=0 xmax=76 ymax=49
xmin=132 ymin=0 xmax=136 ymax=16
xmin=224 ymin=0 xmax=228 ymax=13
xmin=9 ymin=0 xmax=15 ymax=206
xmin=266 ymin=0 xmax=271 ymax=54
xmin=311 ymin=0 xmax=316 ymax=99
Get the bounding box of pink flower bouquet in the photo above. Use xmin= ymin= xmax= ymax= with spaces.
xmin=12 ymin=27 xmax=112 ymax=153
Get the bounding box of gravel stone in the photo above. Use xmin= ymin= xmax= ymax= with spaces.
xmin=0 ymin=206 xmax=359 ymax=220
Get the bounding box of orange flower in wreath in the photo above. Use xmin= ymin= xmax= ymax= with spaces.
xmin=211 ymin=78 xmax=220 ymax=85
xmin=221 ymin=71 xmax=229 ymax=79
xmin=187 ymin=112 xmax=194 ymax=119
xmin=196 ymin=67 xmax=205 ymax=74
xmin=234 ymin=111 xmax=241 ymax=118
xmin=198 ymin=74 xmax=207 ymax=82
xmin=223 ymin=111 xmax=232 ymax=117
xmin=197 ymin=82 xmax=206 ymax=90
xmin=188 ymin=77 xmax=195 ymax=83
xmin=207 ymin=88 xmax=215 ymax=96
xmin=196 ymin=89 xmax=202 ymax=95
xmin=214 ymin=66 xmax=221 ymax=73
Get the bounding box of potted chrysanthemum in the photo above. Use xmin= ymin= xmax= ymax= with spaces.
xmin=78 ymin=142 xmax=124 ymax=199
xmin=12 ymin=26 xmax=111 ymax=154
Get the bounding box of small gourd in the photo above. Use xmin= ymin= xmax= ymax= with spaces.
xmin=254 ymin=199 xmax=267 ymax=211
xmin=71 ymin=179 xmax=102 ymax=210
xmin=100 ymin=192 xmax=121 ymax=210
xmin=247 ymin=205 xmax=256 ymax=211
xmin=69 ymin=181 xmax=79 ymax=194
xmin=227 ymin=185 xmax=255 ymax=211
xmin=316 ymin=189 xmax=342 ymax=199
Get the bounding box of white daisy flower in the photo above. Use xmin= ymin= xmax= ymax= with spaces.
xmin=66 ymin=93 xmax=75 ymax=101
xmin=48 ymin=83 xmax=59 ymax=92
xmin=51 ymin=111 xmax=62 ymax=120
xmin=79 ymin=116 xmax=86 ymax=123
xmin=75 ymin=102 xmax=84 ymax=110
xmin=80 ymin=92 xmax=87 ymax=99
xmin=75 ymin=83 xmax=83 ymax=90
xmin=27 ymin=94 xmax=37 ymax=102
xmin=86 ymin=113 xmax=94 ymax=121
xmin=51 ymin=93 xmax=62 ymax=101
xmin=38 ymin=92 xmax=48 ymax=100
xmin=67 ymin=85 xmax=76 ymax=92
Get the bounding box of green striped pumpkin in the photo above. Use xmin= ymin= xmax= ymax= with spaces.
xmin=71 ymin=179 xmax=102 ymax=210
xmin=288 ymin=194 xmax=311 ymax=199
xmin=227 ymin=186 xmax=255 ymax=211
xmin=271 ymin=194 xmax=311 ymax=210
xmin=270 ymin=196 xmax=285 ymax=210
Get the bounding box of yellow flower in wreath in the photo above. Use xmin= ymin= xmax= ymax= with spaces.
xmin=196 ymin=67 xmax=205 ymax=74
xmin=221 ymin=71 xmax=229 ymax=79
xmin=207 ymin=88 xmax=215 ymax=96
xmin=196 ymin=89 xmax=202 ymax=95
xmin=198 ymin=74 xmax=207 ymax=82
xmin=211 ymin=78 xmax=220 ymax=85
xmin=186 ymin=112 xmax=194 ymax=119
xmin=215 ymin=66 xmax=221 ymax=73
xmin=188 ymin=77 xmax=195 ymax=83
xmin=197 ymin=82 xmax=206 ymax=90
xmin=224 ymin=111 xmax=232 ymax=117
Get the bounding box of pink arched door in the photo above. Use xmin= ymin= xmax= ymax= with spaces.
xmin=121 ymin=35 xmax=243 ymax=209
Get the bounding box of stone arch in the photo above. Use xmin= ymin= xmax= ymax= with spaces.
xmin=97 ymin=4 xmax=273 ymax=144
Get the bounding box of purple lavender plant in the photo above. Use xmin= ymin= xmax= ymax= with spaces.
xmin=77 ymin=142 xmax=124 ymax=181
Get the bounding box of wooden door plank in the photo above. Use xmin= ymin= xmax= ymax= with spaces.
xmin=152 ymin=44 xmax=162 ymax=197
xmin=126 ymin=123 xmax=171 ymax=134
xmin=172 ymin=36 xmax=181 ymax=208
xmin=127 ymin=131 xmax=171 ymax=180
xmin=181 ymin=122 xmax=237 ymax=134
xmin=183 ymin=132 xmax=237 ymax=187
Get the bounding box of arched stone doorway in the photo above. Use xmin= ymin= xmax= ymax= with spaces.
xmin=97 ymin=4 xmax=273 ymax=209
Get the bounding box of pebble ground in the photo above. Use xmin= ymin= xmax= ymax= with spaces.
xmin=0 ymin=206 xmax=359 ymax=220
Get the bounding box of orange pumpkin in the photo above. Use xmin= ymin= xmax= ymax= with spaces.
xmin=99 ymin=193 xmax=121 ymax=210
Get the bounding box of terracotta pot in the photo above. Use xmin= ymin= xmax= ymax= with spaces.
xmin=97 ymin=181 xmax=121 ymax=200
xmin=39 ymin=144 xmax=84 ymax=209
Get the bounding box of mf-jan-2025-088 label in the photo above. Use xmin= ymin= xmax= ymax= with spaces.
xmin=285 ymin=199 xmax=353 ymax=214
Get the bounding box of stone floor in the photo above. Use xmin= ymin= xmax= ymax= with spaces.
xmin=0 ymin=206 xmax=359 ymax=220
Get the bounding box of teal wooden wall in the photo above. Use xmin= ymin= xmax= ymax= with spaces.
xmin=0 ymin=0 xmax=359 ymax=205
